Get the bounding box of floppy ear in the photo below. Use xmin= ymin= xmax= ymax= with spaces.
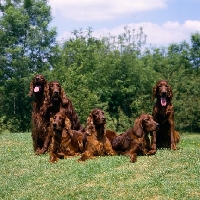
xmin=28 ymin=80 xmax=34 ymax=97
xmin=167 ymin=85 xmax=173 ymax=99
xmin=152 ymin=85 xmax=157 ymax=101
xmin=133 ymin=117 xmax=144 ymax=138
xmin=61 ymin=88 xmax=69 ymax=106
xmin=43 ymin=81 xmax=50 ymax=103
xmin=50 ymin=117 xmax=53 ymax=127
xmin=86 ymin=114 xmax=95 ymax=136
xmin=103 ymin=123 xmax=106 ymax=135
xmin=64 ymin=117 xmax=73 ymax=137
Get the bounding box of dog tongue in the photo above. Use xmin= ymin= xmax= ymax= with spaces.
xmin=161 ymin=97 xmax=167 ymax=106
xmin=34 ymin=86 xmax=40 ymax=93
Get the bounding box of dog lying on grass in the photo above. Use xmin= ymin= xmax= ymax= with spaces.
xmin=78 ymin=108 xmax=116 ymax=161
xmin=106 ymin=114 xmax=158 ymax=162
xmin=49 ymin=111 xmax=84 ymax=163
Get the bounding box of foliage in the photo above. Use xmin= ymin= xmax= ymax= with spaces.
xmin=190 ymin=32 xmax=200 ymax=70
xmin=0 ymin=132 xmax=200 ymax=199
xmin=50 ymin=27 xmax=156 ymax=131
xmin=48 ymin=29 xmax=200 ymax=132
xmin=0 ymin=1 xmax=200 ymax=132
xmin=0 ymin=0 xmax=58 ymax=132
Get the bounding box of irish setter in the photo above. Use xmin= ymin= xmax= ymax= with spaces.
xmin=29 ymin=74 xmax=51 ymax=155
xmin=78 ymin=108 xmax=116 ymax=161
xmin=106 ymin=114 xmax=158 ymax=162
xmin=49 ymin=111 xmax=84 ymax=163
xmin=152 ymin=80 xmax=180 ymax=150
xmin=44 ymin=81 xmax=84 ymax=131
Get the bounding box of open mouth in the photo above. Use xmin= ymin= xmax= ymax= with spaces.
xmin=99 ymin=119 xmax=106 ymax=124
xmin=34 ymin=85 xmax=41 ymax=93
xmin=52 ymin=124 xmax=62 ymax=131
xmin=53 ymin=127 xmax=62 ymax=131
xmin=161 ymin=97 xmax=167 ymax=106
xmin=52 ymin=97 xmax=59 ymax=101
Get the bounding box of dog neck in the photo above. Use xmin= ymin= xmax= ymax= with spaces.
xmin=51 ymin=100 xmax=62 ymax=115
xmin=34 ymin=92 xmax=45 ymax=111
xmin=52 ymin=129 xmax=63 ymax=142
xmin=95 ymin=124 xmax=105 ymax=141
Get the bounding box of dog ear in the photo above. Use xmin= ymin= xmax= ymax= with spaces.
xmin=50 ymin=117 xmax=53 ymax=126
xmin=64 ymin=117 xmax=73 ymax=137
xmin=133 ymin=117 xmax=144 ymax=138
xmin=152 ymin=85 xmax=157 ymax=101
xmin=86 ymin=114 xmax=95 ymax=136
xmin=61 ymin=88 xmax=69 ymax=106
xmin=43 ymin=81 xmax=50 ymax=104
xmin=103 ymin=123 xmax=106 ymax=135
xmin=28 ymin=80 xmax=34 ymax=97
xmin=167 ymin=85 xmax=173 ymax=99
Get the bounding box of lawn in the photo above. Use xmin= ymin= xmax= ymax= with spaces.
xmin=0 ymin=132 xmax=199 ymax=200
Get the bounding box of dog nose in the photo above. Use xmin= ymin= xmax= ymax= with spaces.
xmin=54 ymin=91 xmax=59 ymax=95
xmin=162 ymin=91 xmax=167 ymax=97
xmin=103 ymin=117 xmax=106 ymax=122
xmin=36 ymin=77 xmax=39 ymax=81
xmin=156 ymin=123 xmax=159 ymax=130
xmin=53 ymin=123 xmax=57 ymax=127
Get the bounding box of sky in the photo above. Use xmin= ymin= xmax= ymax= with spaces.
xmin=48 ymin=0 xmax=200 ymax=47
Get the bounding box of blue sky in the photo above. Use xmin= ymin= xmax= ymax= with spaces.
xmin=49 ymin=0 xmax=200 ymax=47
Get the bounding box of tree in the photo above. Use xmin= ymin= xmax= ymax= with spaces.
xmin=0 ymin=0 xmax=58 ymax=132
xmin=190 ymin=32 xmax=200 ymax=71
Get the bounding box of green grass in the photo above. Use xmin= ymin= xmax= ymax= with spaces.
xmin=0 ymin=132 xmax=200 ymax=200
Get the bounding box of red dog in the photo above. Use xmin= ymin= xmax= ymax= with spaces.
xmin=29 ymin=74 xmax=51 ymax=155
xmin=152 ymin=80 xmax=180 ymax=150
xmin=106 ymin=114 xmax=158 ymax=162
xmin=49 ymin=111 xmax=84 ymax=163
xmin=78 ymin=108 xmax=116 ymax=161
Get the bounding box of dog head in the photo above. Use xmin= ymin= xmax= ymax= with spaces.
xmin=91 ymin=108 xmax=106 ymax=125
xmin=51 ymin=111 xmax=71 ymax=133
xmin=52 ymin=112 xmax=66 ymax=131
xmin=134 ymin=114 xmax=159 ymax=137
xmin=29 ymin=74 xmax=48 ymax=97
xmin=152 ymin=80 xmax=173 ymax=106
xmin=86 ymin=108 xmax=106 ymax=136
xmin=49 ymin=81 xmax=69 ymax=105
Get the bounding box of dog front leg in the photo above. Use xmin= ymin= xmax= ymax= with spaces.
xmin=78 ymin=151 xmax=94 ymax=161
xmin=148 ymin=131 xmax=157 ymax=155
xmin=129 ymin=144 xmax=141 ymax=162
xmin=169 ymin=114 xmax=176 ymax=150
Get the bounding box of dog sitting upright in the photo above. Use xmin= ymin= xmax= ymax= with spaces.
xmin=152 ymin=80 xmax=180 ymax=150
xmin=28 ymin=74 xmax=51 ymax=155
